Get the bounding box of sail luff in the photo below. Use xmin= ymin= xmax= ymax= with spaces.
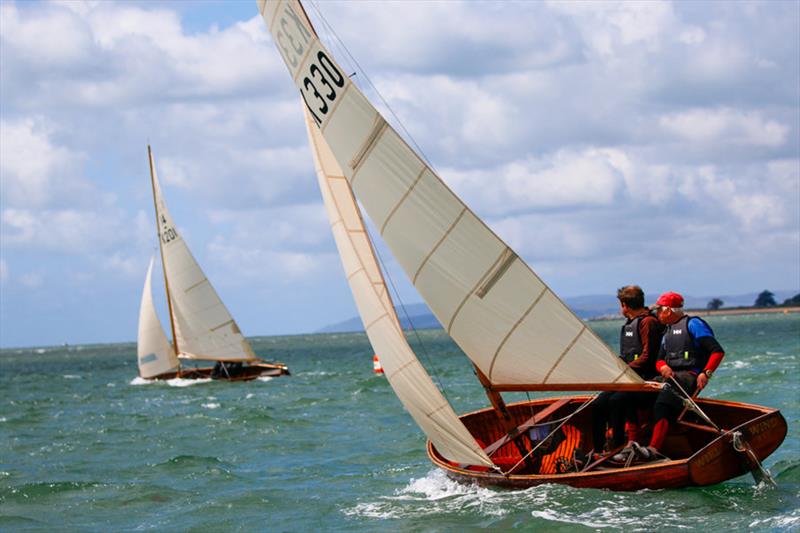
xmin=148 ymin=145 xmax=181 ymax=358
xmin=304 ymin=107 xmax=493 ymax=468
xmin=260 ymin=0 xmax=642 ymax=390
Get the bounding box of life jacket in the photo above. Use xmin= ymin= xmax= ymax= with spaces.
xmin=536 ymin=425 xmax=582 ymax=475
xmin=619 ymin=315 xmax=646 ymax=364
xmin=663 ymin=315 xmax=712 ymax=371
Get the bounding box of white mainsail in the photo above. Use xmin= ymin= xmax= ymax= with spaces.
xmin=137 ymin=256 xmax=180 ymax=378
xmin=259 ymin=0 xmax=642 ymax=390
xmin=148 ymin=147 xmax=257 ymax=362
xmin=305 ymin=108 xmax=494 ymax=468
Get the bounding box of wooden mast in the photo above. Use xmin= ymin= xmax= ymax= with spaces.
xmin=147 ymin=145 xmax=181 ymax=369
xmin=473 ymin=365 xmax=534 ymax=470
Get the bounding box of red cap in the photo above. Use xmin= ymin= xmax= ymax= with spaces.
xmin=656 ymin=291 xmax=684 ymax=308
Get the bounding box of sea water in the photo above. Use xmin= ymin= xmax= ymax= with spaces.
xmin=0 ymin=313 xmax=797 ymax=532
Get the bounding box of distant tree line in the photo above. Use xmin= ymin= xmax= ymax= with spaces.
xmin=706 ymin=290 xmax=800 ymax=310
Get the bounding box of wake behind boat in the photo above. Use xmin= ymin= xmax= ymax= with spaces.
xmin=136 ymin=146 xmax=289 ymax=382
xmin=258 ymin=0 xmax=785 ymax=490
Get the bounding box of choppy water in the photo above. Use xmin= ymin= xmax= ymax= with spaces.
xmin=1 ymin=314 xmax=798 ymax=532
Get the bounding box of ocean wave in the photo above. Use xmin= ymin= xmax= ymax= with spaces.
xmin=256 ymin=376 xmax=274 ymax=382
xmin=202 ymin=403 xmax=221 ymax=409
xmin=129 ymin=377 xmax=154 ymax=386
xmin=62 ymin=374 xmax=82 ymax=379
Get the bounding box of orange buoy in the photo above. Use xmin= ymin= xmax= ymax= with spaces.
xmin=373 ymin=354 xmax=384 ymax=374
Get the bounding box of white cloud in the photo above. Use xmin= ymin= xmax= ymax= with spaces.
xmin=659 ymin=108 xmax=787 ymax=147
xmin=0 ymin=118 xmax=93 ymax=208
xmin=445 ymin=148 xmax=630 ymax=214
xmin=1 ymin=208 xmax=135 ymax=254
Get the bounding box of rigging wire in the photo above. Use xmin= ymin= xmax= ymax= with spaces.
xmin=306 ymin=1 xmax=439 ymax=173
xmin=306 ymin=0 xmax=455 ymax=402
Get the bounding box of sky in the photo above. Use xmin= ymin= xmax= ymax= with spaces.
xmin=0 ymin=0 xmax=798 ymax=348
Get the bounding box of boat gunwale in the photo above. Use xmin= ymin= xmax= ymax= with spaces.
xmin=426 ymin=395 xmax=783 ymax=486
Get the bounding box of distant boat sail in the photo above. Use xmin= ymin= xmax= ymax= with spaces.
xmin=259 ymin=0 xmax=785 ymax=489
xmin=137 ymin=256 xmax=180 ymax=379
xmin=136 ymin=146 xmax=289 ymax=381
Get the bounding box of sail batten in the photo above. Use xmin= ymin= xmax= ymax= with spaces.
xmin=261 ymin=0 xmax=642 ymax=389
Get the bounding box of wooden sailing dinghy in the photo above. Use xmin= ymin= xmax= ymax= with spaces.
xmin=136 ymin=146 xmax=289 ymax=381
xmin=258 ymin=0 xmax=786 ymax=489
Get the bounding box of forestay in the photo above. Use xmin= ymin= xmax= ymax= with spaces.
xmin=305 ymin=109 xmax=493 ymax=468
xmin=148 ymin=148 xmax=257 ymax=362
xmin=259 ymin=0 xmax=642 ymax=389
xmin=137 ymin=256 xmax=180 ymax=378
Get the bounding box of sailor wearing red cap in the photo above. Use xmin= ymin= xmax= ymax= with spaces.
xmin=621 ymin=291 xmax=725 ymax=462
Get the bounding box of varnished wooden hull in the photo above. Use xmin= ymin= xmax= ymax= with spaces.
xmin=427 ymin=396 xmax=786 ymax=491
xmin=148 ymin=362 xmax=290 ymax=382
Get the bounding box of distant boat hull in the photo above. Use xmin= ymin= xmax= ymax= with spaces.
xmin=427 ymin=396 xmax=786 ymax=491
xmin=146 ymin=362 xmax=290 ymax=382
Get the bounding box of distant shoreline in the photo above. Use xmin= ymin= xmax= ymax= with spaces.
xmin=589 ymin=305 xmax=800 ymax=321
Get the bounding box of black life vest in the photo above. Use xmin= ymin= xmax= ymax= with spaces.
xmin=619 ymin=315 xmax=645 ymax=364
xmin=663 ymin=315 xmax=712 ymax=370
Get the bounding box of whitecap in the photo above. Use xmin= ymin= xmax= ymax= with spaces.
xmin=167 ymin=377 xmax=212 ymax=387
xmin=129 ymin=376 xmax=153 ymax=386
xmin=257 ymin=376 xmax=274 ymax=382
xmin=63 ymin=374 xmax=81 ymax=379
xmin=730 ymin=361 xmax=750 ymax=369
xmin=202 ymin=402 xmax=221 ymax=409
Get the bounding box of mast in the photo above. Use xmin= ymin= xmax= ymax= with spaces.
xmin=147 ymin=145 xmax=181 ymax=360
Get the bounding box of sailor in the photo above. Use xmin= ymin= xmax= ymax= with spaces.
xmin=592 ymin=286 xmax=663 ymax=455
xmin=627 ymin=291 xmax=725 ymax=462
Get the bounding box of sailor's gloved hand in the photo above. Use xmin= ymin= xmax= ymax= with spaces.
xmin=659 ymin=365 xmax=674 ymax=379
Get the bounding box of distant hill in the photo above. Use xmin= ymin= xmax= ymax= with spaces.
xmin=316 ymin=290 xmax=799 ymax=333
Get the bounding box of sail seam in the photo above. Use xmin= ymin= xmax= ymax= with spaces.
xmin=321 ymin=157 xmax=399 ymax=333
xmin=487 ymin=286 xmax=548 ymax=381
xmin=266 ymin=0 xmax=282 ymax=31
xmin=384 ymin=358 xmax=419 ymax=380
xmin=184 ymin=278 xmax=208 ymax=293
xmin=380 ymin=166 xmax=427 ymax=236
xmin=346 ymin=266 xmax=366 ymax=282
xmin=210 ymin=319 xmax=234 ymax=332
xmin=425 ymin=403 xmax=449 ymax=418
xmin=349 ymin=114 xmax=387 ymax=181
xmin=321 ymin=82 xmax=352 ymax=133
xmin=412 ymin=207 xmax=467 ymax=285
xmin=445 ymin=247 xmax=509 ymax=334
xmin=291 ymin=42 xmax=318 ymax=87
xmin=542 ymin=325 xmax=587 ymax=383
xmin=363 ymin=311 xmax=390 ymax=332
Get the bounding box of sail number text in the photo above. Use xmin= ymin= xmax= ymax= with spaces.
xmin=301 ymin=52 xmax=345 ymax=127
xmin=161 ymin=227 xmax=178 ymax=244
xmin=273 ymin=3 xmax=345 ymax=127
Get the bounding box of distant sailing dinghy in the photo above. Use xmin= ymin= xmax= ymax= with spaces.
xmin=136 ymin=146 xmax=290 ymax=381
xmin=259 ymin=0 xmax=785 ymax=490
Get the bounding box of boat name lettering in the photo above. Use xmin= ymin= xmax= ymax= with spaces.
xmin=301 ymin=51 xmax=345 ymax=127
xmin=694 ymin=440 xmax=725 ymax=468
xmin=749 ymin=416 xmax=778 ymax=437
xmin=274 ymin=4 xmax=311 ymax=69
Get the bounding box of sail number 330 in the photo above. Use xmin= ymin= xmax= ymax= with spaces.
xmin=302 ymin=52 xmax=345 ymax=127
xmin=273 ymin=4 xmax=345 ymax=127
